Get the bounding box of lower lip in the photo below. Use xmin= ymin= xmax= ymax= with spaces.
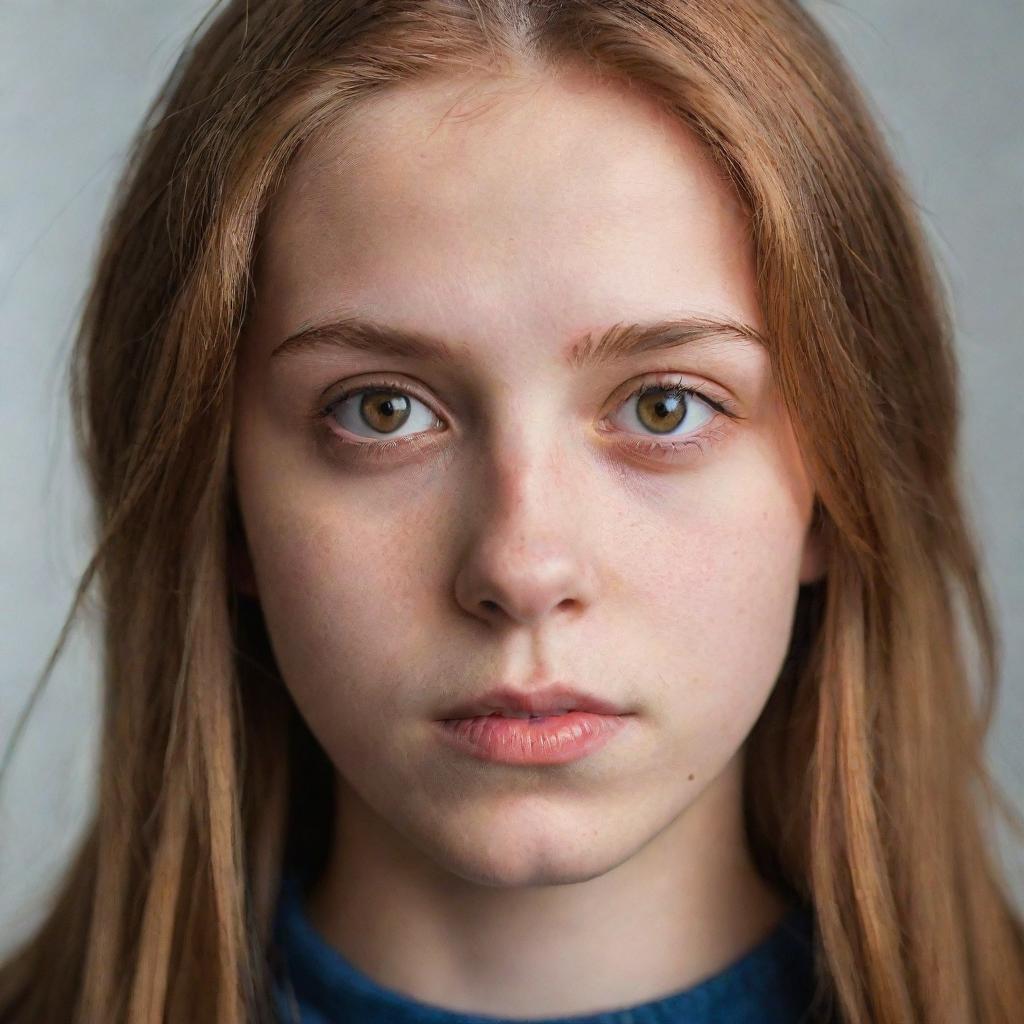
xmin=434 ymin=711 xmax=630 ymax=765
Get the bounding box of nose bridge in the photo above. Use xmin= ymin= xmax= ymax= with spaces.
xmin=481 ymin=380 xmax=577 ymax=524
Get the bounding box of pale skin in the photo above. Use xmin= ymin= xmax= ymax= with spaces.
xmin=231 ymin=63 xmax=825 ymax=1017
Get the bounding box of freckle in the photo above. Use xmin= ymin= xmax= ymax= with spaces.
xmin=687 ymin=773 xmax=695 ymax=781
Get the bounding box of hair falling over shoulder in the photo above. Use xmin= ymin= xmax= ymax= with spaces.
xmin=2 ymin=1 xmax=1022 ymax=1021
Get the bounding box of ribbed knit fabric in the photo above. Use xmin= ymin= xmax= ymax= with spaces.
xmin=268 ymin=871 xmax=822 ymax=1024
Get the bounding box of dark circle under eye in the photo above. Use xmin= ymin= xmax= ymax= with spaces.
xmin=636 ymin=386 xmax=687 ymax=435
xmin=360 ymin=389 xmax=411 ymax=434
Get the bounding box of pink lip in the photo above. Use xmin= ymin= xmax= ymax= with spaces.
xmin=442 ymin=683 xmax=629 ymax=720
xmin=434 ymin=711 xmax=631 ymax=765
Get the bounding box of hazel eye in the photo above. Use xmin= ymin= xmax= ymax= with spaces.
xmin=325 ymin=386 xmax=440 ymax=440
xmin=315 ymin=374 xmax=736 ymax=467
xmin=610 ymin=381 xmax=716 ymax=439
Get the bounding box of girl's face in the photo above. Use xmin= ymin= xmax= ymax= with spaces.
xmin=232 ymin=67 xmax=823 ymax=888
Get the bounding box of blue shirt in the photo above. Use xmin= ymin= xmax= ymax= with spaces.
xmin=268 ymin=872 xmax=821 ymax=1023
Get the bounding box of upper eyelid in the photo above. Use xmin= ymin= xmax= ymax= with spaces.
xmin=321 ymin=373 xmax=733 ymax=419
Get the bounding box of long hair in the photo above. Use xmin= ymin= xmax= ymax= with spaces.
xmin=2 ymin=1 xmax=1022 ymax=1021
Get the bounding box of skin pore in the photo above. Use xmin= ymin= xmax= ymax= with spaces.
xmin=230 ymin=63 xmax=825 ymax=1017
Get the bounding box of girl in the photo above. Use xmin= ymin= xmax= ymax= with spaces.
xmin=2 ymin=1 xmax=1022 ymax=1022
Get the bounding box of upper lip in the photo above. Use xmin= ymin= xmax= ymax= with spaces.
xmin=440 ymin=684 xmax=630 ymax=720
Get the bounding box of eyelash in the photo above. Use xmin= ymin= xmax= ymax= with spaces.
xmin=313 ymin=374 xmax=739 ymax=467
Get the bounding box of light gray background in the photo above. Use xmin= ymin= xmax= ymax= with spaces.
xmin=2 ymin=1 xmax=1022 ymax=954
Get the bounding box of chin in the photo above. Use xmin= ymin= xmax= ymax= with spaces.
xmin=419 ymin=813 xmax=640 ymax=889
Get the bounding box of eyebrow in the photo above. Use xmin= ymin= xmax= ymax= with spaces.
xmin=270 ymin=312 xmax=767 ymax=369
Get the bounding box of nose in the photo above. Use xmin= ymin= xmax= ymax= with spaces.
xmin=453 ymin=443 xmax=598 ymax=629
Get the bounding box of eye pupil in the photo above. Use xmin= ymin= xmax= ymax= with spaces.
xmin=637 ymin=387 xmax=686 ymax=434
xmin=361 ymin=389 xmax=411 ymax=433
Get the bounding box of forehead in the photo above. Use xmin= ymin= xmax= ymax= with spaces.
xmin=248 ymin=66 xmax=761 ymax=363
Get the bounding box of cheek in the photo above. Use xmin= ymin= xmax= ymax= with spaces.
xmin=230 ymin=414 xmax=435 ymax=752
xmin=624 ymin=453 xmax=808 ymax=748
xmin=246 ymin=502 xmax=426 ymax=710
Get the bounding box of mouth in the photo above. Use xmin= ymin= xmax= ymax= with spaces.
xmin=440 ymin=683 xmax=631 ymax=721
xmin=457 ymin=710 xmax=574 ymax=721
xmin=434 ymin=709 xmax=632 ymax=766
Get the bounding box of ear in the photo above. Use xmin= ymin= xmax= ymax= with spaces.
xmin=798 ymin=498 xmax=827 ymax=585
